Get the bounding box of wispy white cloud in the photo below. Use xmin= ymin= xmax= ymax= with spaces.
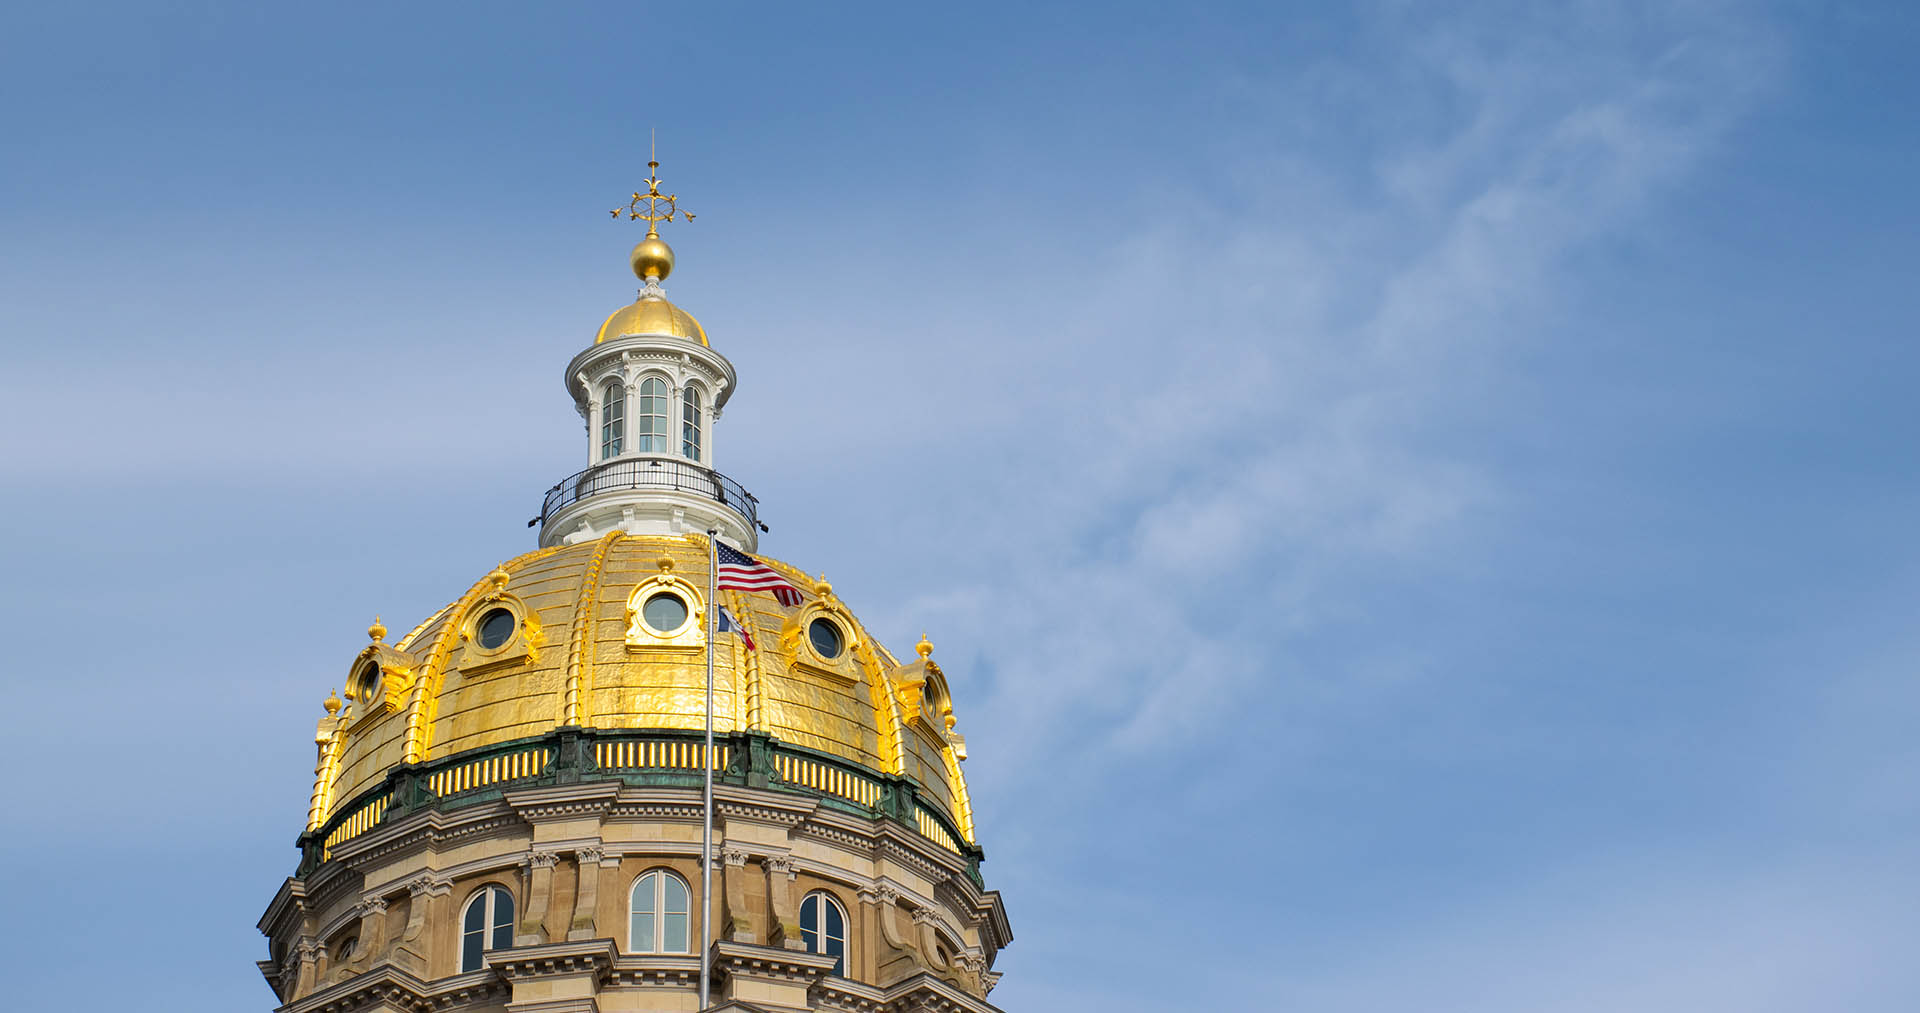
xmin=828 ymin=4 xmax=1787 ymax=795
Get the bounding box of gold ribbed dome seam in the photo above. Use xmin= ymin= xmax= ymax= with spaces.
xmin=403 ymin=544 xmax=563 ymax=764
xmin=726 ymin=588 xmax=764 ymax=727
xmin=307 ymin=727 xmax=344 ymax=831
xmin=941 ymin=746 xmax=976 ymax=843
xmin=854 ymin=638 xmax=907 ymax=775
xmin=395 ymin=603 xmax=452 ymax=653
xmin=561 ymin=530 xmax=624 ymax=726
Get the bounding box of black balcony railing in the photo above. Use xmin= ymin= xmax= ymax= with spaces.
xmin=532 ymin=457 xmax=760 ymax=531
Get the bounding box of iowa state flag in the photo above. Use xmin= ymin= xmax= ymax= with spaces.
xmin=716 ymin=604 xmax=755 ymax=651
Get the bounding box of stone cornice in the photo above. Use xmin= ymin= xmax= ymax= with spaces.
xmin=326 ymin=806 xmax=523 ymax=870
xmin=277 ymin=964 xmax=436 ymax=1013
xmin=484 ymin=938 xmax=619 ymax=983
xmin=710 ymin=939 xmax=840 ymax=984
xmin=809 ymin=975 xmax=887 ymax=1013
xmin=809 ymin=971 xmax=1005 ymax=1013
xmin=605 ymin=953 xmax=701 ymax=988
xmin=258 ymin=876 xmax=307 ymax=936
xmin=503 ymin=780 xmax=623 ymax=821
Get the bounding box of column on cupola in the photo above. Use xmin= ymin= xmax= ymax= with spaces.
xmin=704 ymin=389 xmax=720 ymax=466
xmin=622 ymin=372 xmax=639 ymax=458
xmin=576 ymin=393 xmax=591 ymax=468
xmin=582 ymin=382 xmax=600 ymax=467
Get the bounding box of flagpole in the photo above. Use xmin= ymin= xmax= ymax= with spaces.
xmin=699 ymin=529 xmax=718 ymax=1010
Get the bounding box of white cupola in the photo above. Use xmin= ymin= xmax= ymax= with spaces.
xmin=533 ymin=161 xmax=758 ymax=551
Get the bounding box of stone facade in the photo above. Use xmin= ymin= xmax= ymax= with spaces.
xmin=259 ymin=777 xmax=1008 ymax=1012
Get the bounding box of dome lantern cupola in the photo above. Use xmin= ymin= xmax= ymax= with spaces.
xmin=538 ymin=158 xmax=756 ymax=551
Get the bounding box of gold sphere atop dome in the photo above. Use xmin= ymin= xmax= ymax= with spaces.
xmin=630 ymin=235 xmax=674 ymax=281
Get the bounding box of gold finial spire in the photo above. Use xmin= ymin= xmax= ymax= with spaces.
xmin=324 ymin=689 xmax=342 ymax=716
xmin=612 ymin=141 xmax=693 ymax=284
xmin=611 ymin=143 xmax=695 ymax=239
xmin=916 ymin=632 xmax=933 ymax=660
xmin=368 ymin=615 xmax=386 ymax=642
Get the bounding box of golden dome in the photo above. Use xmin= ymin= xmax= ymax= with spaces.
xmin=315 ymin=533 xmax=974 ymax=842
xmin=595 ymin=296 xmax=709 ymax=345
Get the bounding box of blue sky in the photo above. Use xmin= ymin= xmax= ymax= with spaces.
xmin=3 ymin=2 xmax=1918 ymax=1010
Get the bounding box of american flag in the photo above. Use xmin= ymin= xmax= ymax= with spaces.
xmin=716 ymin=542 xmax=804 ymax=606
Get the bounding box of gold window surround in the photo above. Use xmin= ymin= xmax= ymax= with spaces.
xmin=346 ymin=641 xmax=419 ymax=721
xmin=779 ymin=587 xmax=863 ymax=685
xmin=454 ymin=586 xmax=542 ymax=676
xmin=625 ymin=562 xmax=707 ymax=651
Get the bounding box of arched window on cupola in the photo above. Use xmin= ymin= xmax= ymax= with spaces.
xmin=636 ymin=377 xmax=670 ymax=453
xmin=680 ymin=385 xmax=703 ymax=462
xmin=599 ymin=381 xmax=625 ymax=460
xmin=459 ymin=884 xmax=515 ymax=972
xmin=629 ymin=869 xmax=691 ymax=953
xmin=799 ymin=890 xmax=848 ymax=975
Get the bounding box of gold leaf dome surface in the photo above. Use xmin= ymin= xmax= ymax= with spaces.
xmin=595 ymin=297 xmax=709 ymax=346
xmin=323 ymin=533 xmax=970 ymax=835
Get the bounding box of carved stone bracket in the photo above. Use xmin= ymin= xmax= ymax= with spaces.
xmin=763 ymin=855 xmax=803 ymax=950
xmin=721 ymin=845 xmax=756 ymax=944
xmin=518 ymin=850 xmax=561 ymax=946
xmin=348 ymin=895 xmax=389 ymax=972
xmin=867 ymin=886 xmax=924 ymax=979
xmin=292 ymin=939 xmax=321 ymax=999
xmin=568 ymin=846 xmax=605 ymax=941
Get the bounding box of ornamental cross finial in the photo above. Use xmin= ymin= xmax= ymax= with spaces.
xmin=612 ymin=134 xmax=694 ymax=236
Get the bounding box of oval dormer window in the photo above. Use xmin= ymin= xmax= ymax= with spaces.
xmin=643 ymin=593 xmax=688 ymax=634
xmin=808 ymin=618 xmax=843 ymax=659
xmin=355 ymin=662 xmax=383 ymax=708
xmin=476 ymin=607 xmax=516 ymax=649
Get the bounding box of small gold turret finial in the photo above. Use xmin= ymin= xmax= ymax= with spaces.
xmin=916 ymin=632 xmax=933 ymax=660
xmin=368 ymin=615 xmax=386 ymax=642
xmin=612 ymin=135 xmax=694 ymax=283
xmin=324 ymin=689 xmax=342 ymax=716
xmin=486 ymin=564 xmax=510 ymax=593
